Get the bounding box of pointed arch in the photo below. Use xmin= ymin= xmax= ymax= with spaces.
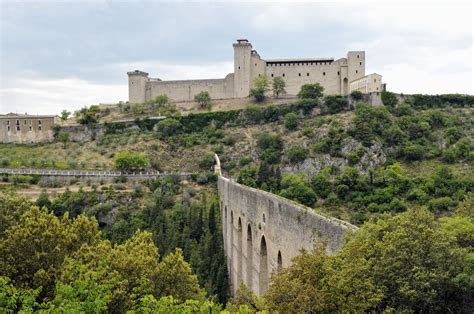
xmin=277 ymin=250 xmax=283 ymax=271
xmin=246 ymin=224 xmax=253 ymax=290
xmin=237 ymin=217 xmax=243 ymax=286
xmin=259 ymin=235 xmax=269 ymax=295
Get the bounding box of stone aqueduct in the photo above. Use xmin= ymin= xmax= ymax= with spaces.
xmin=218 ymin=174 xmax=358 ymax=296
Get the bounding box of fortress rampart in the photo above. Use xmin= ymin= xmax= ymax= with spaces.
xmin=128 ymin=39 xmax=383 ymax=103
xmin=218 ymin=176 xmax=357 ymax=296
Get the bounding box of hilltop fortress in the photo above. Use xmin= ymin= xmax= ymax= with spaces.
xmin=128 ymin=39 xmax=383 ymax=103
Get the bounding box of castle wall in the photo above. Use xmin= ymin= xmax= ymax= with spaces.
xmin=0 ymin=116 xmax=57 ymax=144
xmin=219 ymin=176 xmax=357 ymax=296
xmin=146 ymin=75 xmax=234 ymax=102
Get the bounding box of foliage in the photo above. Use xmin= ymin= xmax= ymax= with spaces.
xmin=256 ymin=132 xmax=283 ymax=164
xmin=324 ymin=95 xmax=348 ymax=114
xmin=114 ymin=152 xmax=148 ymax=171
xmin=76 ymin=105 xmax=101 ymax=125
xmin=350 ymin=90 xmax=363 ymax=100
xmin=409 ymin=94 xmax=474 ymax=109
xmin=287 ymin=145 xmax=308 ymax=163
xmin=57 ymin=131 xmax=70 ymax=149
xmin=279 ymin=173 xmax=316 ymax=206
xmin=194 ymin=91 xmax=212 ymax=110
xmin=155 ymin=118 xmax=183 ymax=138
xmin=198 ymin=154 xmax=215 ymax=170
xmin=381 ymin=90 xmax=398 ymax=107
xmin=272 ymin=76 xmax=286 ymax=98
xmin=297 ymin=83 xmax=324 ymax=100
xmin=249 ymin=76 xmax=269 ymax=102
xmin=60 ymin=109 xmax=71 ymax=121
xmin=283 ymin=112 xmax=298 ymax=130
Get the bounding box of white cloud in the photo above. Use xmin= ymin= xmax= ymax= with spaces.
xmin=0 ymin=78 xmax=126 ymax=115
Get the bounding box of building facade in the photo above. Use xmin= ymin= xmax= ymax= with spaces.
xmin=128 ymin=39 xmax=383 ymax=103
xmin=0 ymin=114 xmax=58 ymax=144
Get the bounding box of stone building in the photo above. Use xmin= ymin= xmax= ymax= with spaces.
xmin=0 ymin=114 xmax=58 ymax=144
xmin=128 ymin=39 xmax=383 ymax=103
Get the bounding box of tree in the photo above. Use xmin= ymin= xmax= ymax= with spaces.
xmin=249 ymin=76 xmax=269 ymax=102
xmin=60 ymin=110 xmax=71 ymax=121
xmin=287 ymin=145 xmax=308 ymax=163
xmin=350 ymin=90 xmax=363 ymax=100
xmin=76 ymin=105 xmax=100 ymax=125
xmin=194 ymin=91 xmax=212 ymax=110
xmin=279 ymin=173 xmax=316 ymax=206
xmin=0 ymin=206 xmax=100 ymax=299
xmin=381 ymin=90 xmax=398 ymax=107
xmin=155 ymin=118 xmax=182 ymax=138
xmin=272 ymin=76 xmax=286 ymax=98
xmin=297 ymin=83 xmax=324 ymax=100
xmin=283 ymin=112 xmax=298 ymax=130
xmin=324 ymin=95 xmax=348 ymax=114
xmin=113 ymin=152 xmax=148 ymax=171
xmin=58 ymin=131 xmax=70 ymax=149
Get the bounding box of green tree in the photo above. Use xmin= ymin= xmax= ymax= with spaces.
xmin=249 ymin=76 xmax=269 ymax=102
xmin=58 ymin=131 xmax=70 ymax=149
xmin=113 ymin=152 xmax=148 ymax=171
xmin=350 ymin=90 xmax=363 ymax=100
xmin=381 ymin=90 xmax=398 ymax=107
xmin=297 ymin=83 xmax=324 ymax=100
xmin=279 ymin=173 xmax=316 ymax=206
xmin=283 ymin=112 xmax=298 ymax=130
xmin=287 ymin=145 xmax=308 ymax=163
xmin=194 ymin=91 xmax=212 ymax=110
xmin=0 ymin=206 xmax=100 ymax=298
xmin=256 ymin=132 xmax=283 ymax=164
xmin=155 ymin=118 xmax=183 ymax=138
xmin=35 ymin=190 xmax=51 ymax=210
xmin=272 ymin=76 xmax=286 ymax=98
xmin=324 ymin=95 xmax=348 ymax=114
xmin=60 ymin=110 xmax=71 ymax=121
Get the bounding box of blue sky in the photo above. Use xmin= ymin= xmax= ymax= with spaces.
xmin=1 ymin=1 xmax=472 ymax=114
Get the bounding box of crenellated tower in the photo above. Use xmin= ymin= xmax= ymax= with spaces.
xmin=233 ymin=39 xmax=252 ymax=98
xmin=127 ymin=70 xmax=149 ymax=104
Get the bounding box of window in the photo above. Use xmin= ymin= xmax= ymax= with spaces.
xmin=360 ymin=62 xmax=362 ymax=65
xmin=298 ymin=73 xmax=301 ymax=77
xmin=337 ymin=71 xmax=340 ymax=75
xmin=29 ymin=126 xmax=32 ymax=131
xmin=307 ymin=73 xmax=309 ymax=76
xmin=271 ymin=74 xmax=274 ymax=77
xmin=7 ymin=126 xmax=10 ymax=131
xmin=282 ymin=73 xmax=285 ymax=77
xmin=323 ymin=72 xmax=326 ymax=76
xmin=29 ymin=120 xmax=32 ymax=125
xmin=24 ymin=120 xmax=27 ymax=125
xmin=356 ymin=70 xmax=358 ymax=74
xmin=7 ymin=120 xmax=10 ymax=125
xmin=374 ymin=79 xmax=377 ymax=83
xmin=255 ymin=63 xmax=257 ymax=66
xmin=16 ymin=120 xmax=19 ymax=125
xmin=16 ymin=126 xmax=20 ymax=131
xmin=38 ymin=120 xmax=42 ymax=125
xmin=238 ymin=66 xmax=240 ymax=69
xmin=357 ymin=55 xmax=359 ymax=58
xmin=38 ymin=126 xmax=42 ymax=131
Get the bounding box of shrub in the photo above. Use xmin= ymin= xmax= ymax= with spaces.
xmin=114 ymin=152 xmax=148 ymax=171
xmin=287 ymin=145 xmax=308 ymax=163
xmin=428 ymin=197 xmax=453 ymax=212
xmin=198 ymin=154 xmax=215 ymax=170
xmin=297 ymin=83 xmax=324 ymax=100
xmin=402 ymin=143 xmax=425 ymax=160
xmin=381 ymin=91 xmax=398 ymax=107
xmin=222 ymin=135 xmax=237 ymax=146
xmin=283 ymin=112 xmax=299 ymax=130
xmin=249 ymin=76 xmax=269 ymax=102
xmin=279 ymin=173 xmax=317 ymax=206
xmin=256 ymin=132 xmax=283 ymax=164
xmin=350 ymin=90 xmax=363 ymax=100
xmin=243 ymin=105 xmax=264 ymax=124
xmin=324 ymin=95 xmax=348 ymax=114
xmin=194 ymin=91 xmax=212 ymax=110
xmin=272 ymin=76 xmax=286 ymax=98
xmin=301 ymin=127 xmax=313 ymax=137
xmin=155 ymin=118 xmax=183 ymax=138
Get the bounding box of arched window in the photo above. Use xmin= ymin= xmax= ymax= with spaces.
xmin=259 ymin=235 xmax=269 ymax=295
xmin=247 ymin=224 xmax=253 ymax=289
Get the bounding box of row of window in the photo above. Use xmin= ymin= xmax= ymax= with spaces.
xmin=266 ymin=61 xmax=333 ymax=67
xmin=6 ymin=125 xmax=42 ymax=131
xmin=268 ymin=70 xmax=353 ymax=78
xmin=5 ymin=119 xmax=42 ymax=125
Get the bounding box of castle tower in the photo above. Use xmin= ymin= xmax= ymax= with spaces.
xmin=347 ymin=51 xmax=365 ymax=83
xmin=127 ymin=70 xmax=149 ymax=103
xmin=233 ymin=39 xmax=252 ymax=98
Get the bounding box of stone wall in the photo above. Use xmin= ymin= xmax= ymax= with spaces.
xmin=218 ymin=176 xmax=357 ymax=296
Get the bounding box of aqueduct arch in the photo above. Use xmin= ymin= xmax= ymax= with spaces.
xmin=219 ymin=176 xmax=357 ymax=296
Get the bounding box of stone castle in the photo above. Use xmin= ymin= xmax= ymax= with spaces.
xmin=128 ymin=39 xmax=383 ymax=103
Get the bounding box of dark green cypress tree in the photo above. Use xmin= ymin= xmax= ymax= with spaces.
xmin=208 ymin=201 xmax=217 ymax=235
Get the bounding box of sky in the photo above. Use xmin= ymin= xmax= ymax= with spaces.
xmin=0 ymin=1 xmax=473 ymax=115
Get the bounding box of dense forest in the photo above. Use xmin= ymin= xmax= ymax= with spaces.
xmin=1 ymin=88 xmax=473 ymax=312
